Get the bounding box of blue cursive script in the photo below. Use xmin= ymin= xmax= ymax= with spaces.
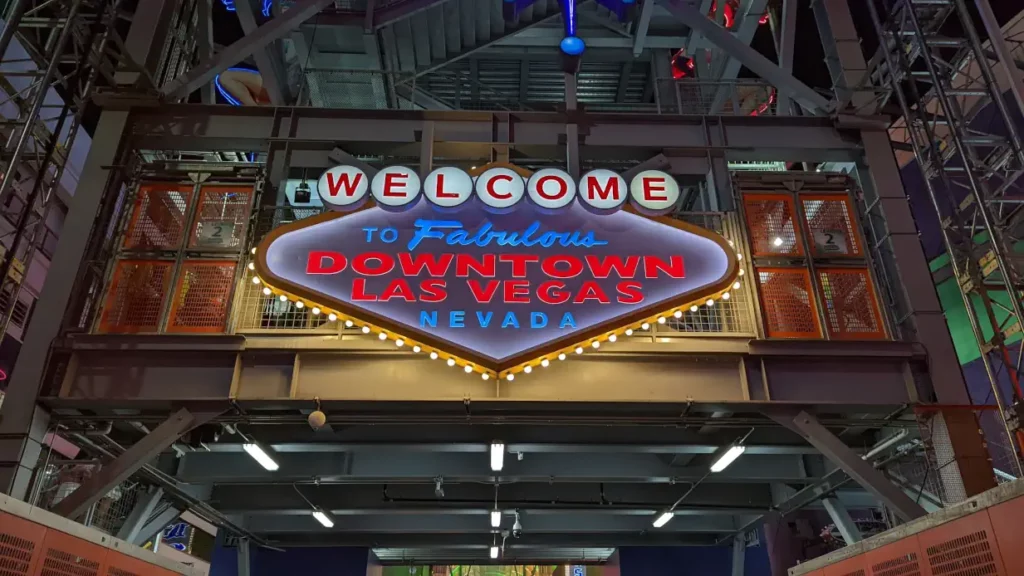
xmin=407 ymin=219 xmax=608 ymax=251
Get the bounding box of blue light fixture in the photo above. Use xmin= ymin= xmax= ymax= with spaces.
xmin=560 ymin=36 xmax=585 ymax=56
xmin=558 ymin=0 xmax=586 ymax=56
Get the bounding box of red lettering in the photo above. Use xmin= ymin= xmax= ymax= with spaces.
xmin=380 ymin=279 xmax=416 ymax=302
xmin=486 ymin=174 xmax=514 ymax=199
xmin=644 ymin=255 xmax=685 ymax=278
xmin=541 ymin=255 xmax=584 ymax=279
xmin=456 ymin=254 xmax=496 ymax=277
xmin=616 ymin=281 xmax=644 ymax=304
xmin=420 ymin=280 xmax=447 ymax=303
xmin=352 ymin=252 xmax=395 ymax=276
xmin=434 ymin=173 xmax=459 ymax=199
xmin=504 ymin=281 xmax=530 ymax=303
xmin=574 ymin=282 xmax=610 ymax=304
xmin=498 ymin=254 xmax=539 ymax=278
xmin=383 ymin=173 xmax=409 ymax=197
xmin=468 ymin=280 xmax=500 ymax=303
xmin=586 ymin=177 xmax=620 ymax=201
xmin=325 ymin=172 xmax=363 ymax=197
xmin=306 ymin=251 xmax=346 ymax=274
xmin=398 ymin=253 xmax=453 ymax=277
xmin=538 ymin=281 xmax=570 ymax=305
xmin=585 ymin=255 xmax=639 ymax=279
xmin=642 ymin=177 xmax=668 ymax=202
xmin=536 ymin=175 xmax=568 ymax=200
xmin=351 ymin=278 xmax=377 ymax=301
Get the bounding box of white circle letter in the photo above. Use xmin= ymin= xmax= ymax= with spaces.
xmin=318 ymin=165 xmax=369 ymax=210
xmin=423 ymin=167 xmax=473 ymax=208
xmin=527 ymin=168 xmax=576 ymax=210
xmin=371 ymin=166 xmax=421 ymax=209
xmin=630 ymin=170 xmax=680 ymax=215
xmin=578 ymin=169 xmax=627 ymax=212
xmin=476 ymin=167 xmax=525 ymax=210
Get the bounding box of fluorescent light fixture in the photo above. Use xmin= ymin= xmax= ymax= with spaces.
xmin=490 ymin=546 xmax=500 ymax=559
xmin=652 ymin=511 xmax=674 ymax=528
xmin=491 ymin=510 xmax=502 ymax=528
xmin=710 ymin=445 xmax=746 ymax=473
xmin=490 ymin=441 xmax=505 ymax=471
xmin=242 ymin=442 xmax=279 ymax=471
xmin=312 ymin=507 xmax=334 ymax=528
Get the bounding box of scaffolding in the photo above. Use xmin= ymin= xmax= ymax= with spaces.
xmin=867 ymin=0 xmax=1024 ymax=475
xmin=0 ymin=0 xmax=129 ymax=342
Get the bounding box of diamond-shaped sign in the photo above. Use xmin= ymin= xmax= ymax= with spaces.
xmin=255 ymin=201 xmax=738 ymax=374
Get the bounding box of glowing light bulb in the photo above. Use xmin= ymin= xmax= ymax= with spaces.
xmin=591 ymin=341 xmax=600 ymax=349
xmin=252 ymin=277 xmax=261 ymax=284
xmin=738 ymin=253 xmax=743 ymax=260
xmin=262 ymin=287 xmax=271 ymax=295
xmin=447 ymin=358 xmax=456 ymax=367
xmin=279 ymin=295 xmax=287 ymax=302
xmin=641 ymin=322 xmax=650 ymax=330
xmin=524 ymin=366 xmax=532 ymax=374
xmin=248 ymin=262 xmax=255 ymax=270
xmin=251 ymin=247 xmax=257 ymax=254
xmin=464 ymin=365 xmax=473 ymax=373
xmin=691 ymin=305 xmax=698 ymax=312
xmin=413 ymin=345 xmax=421 ymax=353
xmin=345 ymin=320 xmax=354 ymax=327
xmin=673 ymin=310 xmax=682 ymax=318
xmin=772 ymin=237 xmax=783 ymax=247
xmin=657 ymin=317 xmax=666 ymax=324
xmin=575 ymin=347 xmax=584 ymax=355
xmin=608 ymin=334 xmax=617 ymax=342
xmin=378 ymin=332 xmax=387 ymax=340
xmin=311 ymin=307 xmax=320 ymax=315
xmin=733 ymin=281 xmax=741 ymax=290
xmin=738 ymin=269 xmax=745 ymax=276
xmin=506 ymin=373 xmax=515 ymax=381
xmin=625 ymin=329 xmax=633 ymax=336
xmin=328 ymin=313 xmax=337 ymax=321
xmin=430 ymin=352 xmax=439 ymax=360
xmin=482 ymin=373 xmax=489 ymax=380
xmin=706 ymin=299 xmax=714 ymax=307
xmin=541 ymin=359 xmax=550 ymax=367
xmin=295 ymin=301 xmax=304 ymax=309
xmin=558 ymin=353 xmax=566 ymax=361
xmin=396 ymin=339 xmax=405 ymax=347
xmin=722 ymin=292 xmax=730 ymax=300
xmin=361 ymin=326 xmax=371 ymax=334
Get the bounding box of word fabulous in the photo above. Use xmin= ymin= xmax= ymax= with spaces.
xmin=317 ymin=165 xmax=681 ymax=215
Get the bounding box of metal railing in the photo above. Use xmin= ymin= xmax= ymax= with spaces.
xmin=28 ymin=461 xmax=143 ymax=537
xmin=302 ymin=68 xmax=779 ymax=116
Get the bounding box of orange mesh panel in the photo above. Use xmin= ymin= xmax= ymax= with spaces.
xmin=743 ymin=194 xmax=804 ymax=257
xmin=38 ymin=529 xmax=106 ymax=576
xmin=98 ymin=260 xmax=173 ymax=333
xmin=817 ymin=268 xmax=885 ymax=340
xmin=122 ymin=184 xmax=193 ymax=251
xmin=987 ymin=492 xmax=1024 ymax=574
xmin=103 ymin=550 xmax=167 ymax=576
xmin=189 ymin=186 xmax=254 ymax=250
xmin=756 ymin=267 xmax=821 ymax=338
xmin=822 ymin=556 xmax=865 ymax=576
xmin=864 ymin=537 xmax=924 ymax=576
xmin=0 ymin=510 xmax=45 ymax=575
xmin=918 ymin=513 xmax=1005 ymax=576
xmin=802 ymin=195 xmax=862 ymax=257
xmin=166 ymin=261 xmax=237 ymax=333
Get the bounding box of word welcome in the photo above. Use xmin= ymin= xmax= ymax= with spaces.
xmin=317 ymin=165 xmax=682 ymax=215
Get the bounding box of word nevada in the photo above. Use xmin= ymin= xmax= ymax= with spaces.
xmin=317 ymin=165 xmax=682 ymax=215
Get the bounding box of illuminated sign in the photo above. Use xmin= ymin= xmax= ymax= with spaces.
xmin=255 ymin=164 xmax=740 ymax=379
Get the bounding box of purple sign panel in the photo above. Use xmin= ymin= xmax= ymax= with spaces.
xmin=256 ymin=200 xmax=738 ymax=374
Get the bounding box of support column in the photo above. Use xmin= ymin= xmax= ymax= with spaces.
xmin=134 ymin=506 xmax=182 ymax=546
xmin=114 ymin=0 xmax=179 ymax=86
xmin=821 ymin=497 xmax=862 ymax=544
xmin=0 ymin=111 xmax=129 ymax=499
xmin=565 ymin=73 xmax=580 ymax=179
xmin=772 ymin=0 xmax=798 ymax=115
xmin=769 ymin=410 xmax=927 ymax=521
xmin=731 ymin=534 xmax=745 ymax=576
xmin=116 ymin=487 xmax=165 ymax=543
xmin=238 ymin=538 xmax=252 ymax=576
xmin=810 ymin=0 xmax=872 ymax=111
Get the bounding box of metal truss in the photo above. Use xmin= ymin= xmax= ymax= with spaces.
xmin=866 ymin=0 xmax=1024 ymax=475
xmin=0 ymin=0 xmax=127 ymax=343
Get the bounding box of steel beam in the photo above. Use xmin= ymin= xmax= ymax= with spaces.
xmin=974 ymin=0 xmax=1024 ymax=121
xmin=196 ymin=0 xmax=216 ymax=104
xmin=731 ymin=535 xmax=745 ymax=576
xmin=632 ymin=0 xmax=655 ymax=57
xmin=710 ymin=0 xmax=770 ymax=113
xmin=502 ymin=29 xmax=691 ymax=50
xmin=822 ymin=497 xmax=862 ymax=544
xmin=235 ymin=0 xmax=289 ymax=104
xmin=774 ymin=0 xmax=797 ymax=115
xmin=52 ymin=408 xmax=216 ymax=519
xmin=657 ymin=0 xmax=831 ymax=114
xmin=238 ymin=538 xmax=251 ymax=576
xmin=769 ymin=410 xmax=926 ymax=521
xmin=116 ymin=487 xmax=164 ymax=543
xmin=161 ymin=0 xmax=334 ymax=101
xmin=131 ymin=504 xmax=182 ymax=546
xmin=254 ymin=531 xmax=719 ymax=547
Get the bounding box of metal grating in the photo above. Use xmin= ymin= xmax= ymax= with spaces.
xmin=743 ymin=194 xmax=803 ymax=256
xmin=817 ymin=268 xmax=885 ymax=340
xmin=189 ymin=186 xmax=253 ymax=250
xmin=871 ymin=553 xmax=922 ymax=576
xmin=39 ymin=530 xmax=103 ymax=576
xmin=802 ymin=195 xmax=862 ymax=257
xmin=233 ymin=266 xmax=336 ymax=332
xmin=925 ymin=530 xmax=999 ymax=575
xmin=166 ymin=261 xmax=237 ymax=333
xmin=122 ymin=184 xmax=193 ymax=251
xmin=0 ymin=512 xmax=43 ymax=576
xmin=97 ymin=261 xmax=173 ymax=333
xmin=756 ymin=268 xmax=820 ymax=338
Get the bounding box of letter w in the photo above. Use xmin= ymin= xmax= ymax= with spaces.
xmin=585 ymin=255 xmax=639 ymax=278
xmin=398 ymin=253 xmax=453 ymax=277
xmin=325 ymin=172 xmax=363 ymax=197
